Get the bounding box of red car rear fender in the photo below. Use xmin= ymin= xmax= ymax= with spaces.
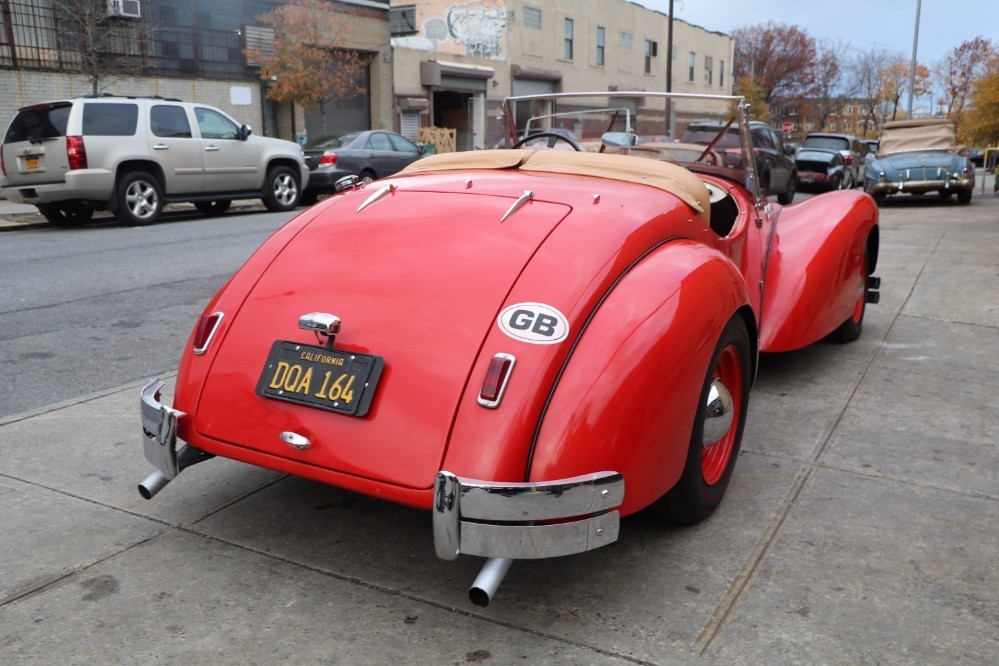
xmin=760 ymin=191 xmax=879 ymax=352
xmin=527 ymin=240 xmax=755 ymax=517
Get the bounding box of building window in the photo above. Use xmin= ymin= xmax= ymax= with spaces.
xmin=705 ymin=56 xmax=713 ymax=85
xmin=564 ymin=18 xmax=573 ymax=60
xmin=645 ymin=39 xmax=657 ymax=74
xmin=803 ymin=121 xmax=814 ymax=131
xmin=688 ymin=51 xmax=695 ymax=82
xmin=389 ymin=6 xmax=417 ymax=36
xmin=596 ymin=27 xmax=605 ymax=66
xmin=828 ymin=121 xmax=837 ymax=132
xmin=844 ymin=120 xmax=853 ymax=131
xmin=524 ymin=6 xmax=542 ymax=30
xmin=843 ymin=104 xmax=853 ymax=115
xmin=720 ymin=60 xmax=725 ymax=87
xmin=620 ymin=31 xmax=632 ymax=49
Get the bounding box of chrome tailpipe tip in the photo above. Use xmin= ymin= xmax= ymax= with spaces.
xmin=468 ymin=557 xmax=513 ymax=607
xmin=138 ymin=470 xmax=170 ymax=500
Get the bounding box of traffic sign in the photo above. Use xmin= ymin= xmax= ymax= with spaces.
xmin=782 ymin=122 xmax=793 ymax=134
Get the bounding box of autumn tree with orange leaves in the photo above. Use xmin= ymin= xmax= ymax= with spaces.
xmin=878 ymin=56 xmax=931 ymax=122
xmin=936 ymin=37 xmax=996 ymax=130
xmin=732 ymin=21 xmax=818 ymax=105
xmin=245 ymin=0 xmax=369 ymax=111
xmin=962 ymin=54 xmax=999 ymax=147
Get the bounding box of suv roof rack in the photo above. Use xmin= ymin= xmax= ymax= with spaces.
xmin=78 ymin=94 xmax=183 ymax=102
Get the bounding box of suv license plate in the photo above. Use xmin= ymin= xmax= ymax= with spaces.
xmin=255 ymin=341 xmax=384 ymax=417
xmin=25 ymin=156 xmax=40 ymax=169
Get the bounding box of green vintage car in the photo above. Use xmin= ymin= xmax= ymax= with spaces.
xmin=864 ymin=119 xmax=975 ymax=205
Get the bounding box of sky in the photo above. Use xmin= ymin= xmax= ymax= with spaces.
xmin=633 ymin=0 xmax=998 ymax=67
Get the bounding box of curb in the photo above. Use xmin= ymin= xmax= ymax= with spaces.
xmin=0 ymin=202 xmax=270 ymax=232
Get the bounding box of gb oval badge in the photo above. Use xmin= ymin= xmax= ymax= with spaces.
xmin=498 ymin=302 xmax=569 ymax=345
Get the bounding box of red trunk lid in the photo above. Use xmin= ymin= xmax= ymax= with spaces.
xmin=195 ymin=189 xmax=570 ymax=490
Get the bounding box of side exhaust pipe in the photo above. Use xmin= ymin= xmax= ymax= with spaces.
xmin=137 ymin=443 xmax=213 ymax=500
xmin=468 ymin=557 xmax=512 ymax=607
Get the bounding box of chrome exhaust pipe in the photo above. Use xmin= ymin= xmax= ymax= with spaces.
xmin=468 ymin=557 xmax=512 ymax=607
xmin=138 ymin=470 xmax=170 ymax=499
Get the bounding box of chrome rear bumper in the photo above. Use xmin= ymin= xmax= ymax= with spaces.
xmin=433 ymin=470 xmax=624 ymax=561
xmin=139 ymin=379 xmax=211 ymax=498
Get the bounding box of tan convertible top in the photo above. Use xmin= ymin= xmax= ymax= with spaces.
xmin=399 ymin=148 xmax=709 ymax=221
xmin=879 ymin=118 xmax=960 ymax=156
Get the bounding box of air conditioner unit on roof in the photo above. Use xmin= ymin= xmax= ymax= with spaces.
xmin=107 ymin=0 xmax=141 ymax=19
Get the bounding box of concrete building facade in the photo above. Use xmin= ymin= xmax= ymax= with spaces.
xmin=389 ymin=0 xmax=734 ymax=149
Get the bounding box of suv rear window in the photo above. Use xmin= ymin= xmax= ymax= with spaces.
xmin=4 ymin=103 xmax=71 ymax=143
xmin=82 ymin=103 xmax=139 ymax=136
xmin=802 ymin=136 xmax=849 ymax=151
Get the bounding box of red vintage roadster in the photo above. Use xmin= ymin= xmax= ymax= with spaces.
xmin=139 ymin=93 xmax=879 ymax=605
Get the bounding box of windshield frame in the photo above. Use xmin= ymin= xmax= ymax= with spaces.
xmin=497 ymin=91 xmax=762 ymax=203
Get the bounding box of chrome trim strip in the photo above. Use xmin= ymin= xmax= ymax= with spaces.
xmin=499 ymin=190 xmax=533 ymax=223
xmin=459 ymin=512 xmax=620 ymax=560
xmin=356 ymin=182 xmax=396 ymax=212
xmin=433 ymin=471 xmax=461 ymax=560
xmin=459 ymin=471 xmax=623 ymax=521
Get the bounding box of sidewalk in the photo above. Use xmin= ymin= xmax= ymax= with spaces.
xmin=0 ymin=197 xmax=269 ymax=231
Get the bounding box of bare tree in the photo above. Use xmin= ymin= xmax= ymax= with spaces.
xmin=811 ymin=40 xmax=856 ymax=131
xmin=49 ymin=0 xmax=154 ymax=94
xmin=732 ymin=21 xmax=818 ymax=105
xmin=849 ymin=46 xmax=893 ymax=134
xmin=935 ymin=37 xmax=996 ymax=126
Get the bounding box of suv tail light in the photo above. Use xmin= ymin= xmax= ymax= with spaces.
xmin=66 ymin=136 xmax=87 ymax=170
xmin=844 ymin=155 xmax=854 ymax=164
xmin=318 ymin=151 xmax=338 ymax=168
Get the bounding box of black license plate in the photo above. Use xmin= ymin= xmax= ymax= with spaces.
xmin=256 ymin=341 xmax=384 ymax=417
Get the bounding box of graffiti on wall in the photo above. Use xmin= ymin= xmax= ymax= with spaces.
xmin=394 ymin=0 xmax=507 ymax=60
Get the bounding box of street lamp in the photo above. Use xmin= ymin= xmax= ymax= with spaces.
xmin=906 ymin=0 xmax=922 ymax=118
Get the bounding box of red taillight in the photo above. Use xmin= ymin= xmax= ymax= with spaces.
xmin=66 ymin=136 xmax=87 ymax=170
xmin=318 ymin=151 xmax=338 ymax=167
xmin=844 ymin=155 xmax=854 ymax=164
xmin=478 ymin=353 xmax=516 ymax=408
xmin=193 ymin=311 xmax=224 ymax=355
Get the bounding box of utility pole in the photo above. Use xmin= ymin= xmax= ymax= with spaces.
xmin=906 ymin=0 xmax=922 ymax=118
xmin=665 ymin=0 xmax=674 ymax=136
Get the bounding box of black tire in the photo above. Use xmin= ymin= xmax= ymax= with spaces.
xmin=828 ymin=248 xmax=870 ymax=343
xmin=194 ymin=200 xmax=231 ymax=216
xmin=358 ymin=170 xmax=376 ymax=186
xmin=777 ymin=172 xmax=796 ymax=204
xmin=759 ymin=170 xmax=771 ymax=197
xmin=865 ymin=181 xmax=884 ymax=205
xmin=938 ymin=190 xmax=953 ymax=200
xmin=262 ymin=165 xmax=301 ymax=212
xmin=648 ymin=316 xmax=751 ymax=524
xmin=299 ymin=191 xmax=319 ymax=207
xmin=116 ymin=171 xmax=163 ymax=226
xmin=956 ymin=189 xmax=972 ymax=205
xmin=37 ymin=203 xmax=93 ymax=228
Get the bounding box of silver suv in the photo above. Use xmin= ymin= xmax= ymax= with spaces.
xmin=0 ymin=95 xmax=308 ymax=227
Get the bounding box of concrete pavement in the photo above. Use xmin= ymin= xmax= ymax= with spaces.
xmin=0 ymin=193 xmax=997 ymax=663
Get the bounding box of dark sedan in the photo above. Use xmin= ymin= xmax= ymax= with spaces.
xmin=302 ymin=130 xmax=426 ymax=204
xmin=795 ymin=148 xmax=847 ymax=191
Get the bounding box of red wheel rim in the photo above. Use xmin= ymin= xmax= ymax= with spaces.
xmin=701 ymin=345 xmax=743 ymax=486
xmin=851 ymin=254 xmax=868 ymax=324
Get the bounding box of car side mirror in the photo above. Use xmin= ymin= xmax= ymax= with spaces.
xmin=239 ymin=124 xmax=252 ymax=141
xmin=601 ymin=132 xmax=639 ymax=148
xmin=418 ymin=145 xmax=427 ymax=155
xmin=784 ymin=144 xmax=795 ymax=156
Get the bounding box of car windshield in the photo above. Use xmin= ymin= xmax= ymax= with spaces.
xmin=802 ymin=136 xmax=850 ymax=151
xmin=306 ymin=134 xmax=359 ymax=150
xmin=489 ymin=92 xmax=754 ymax=185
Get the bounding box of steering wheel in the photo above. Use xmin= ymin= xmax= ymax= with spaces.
xmin=510 ymin=131 xmax=582 ymax=152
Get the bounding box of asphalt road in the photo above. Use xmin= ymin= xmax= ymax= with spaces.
xmin=0 ymin=208 xmax=297 ymax=418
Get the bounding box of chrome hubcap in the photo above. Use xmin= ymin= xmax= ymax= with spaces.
xmin=702 ymin=378 xmax=734 ymax=447
xmin=126 ymin=181 xmax=158 ymax=219
xmin=274 ymin=174 xmax=297 ymax=205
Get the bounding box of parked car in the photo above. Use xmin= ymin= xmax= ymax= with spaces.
xmin=961 ymin=147 xmax=985 ymax=168
xmin=681 ymin=120 xmax=797 ymax=204
xmin=0 ymin=95 xmax=307 ymax=227
xmin=138 ymin=91 xmax=879 ymax=606
xmin=301 ymin=130 xmax=426 ymax=205
xmin=795 ymin=147 xmax=848 ymax=191
xmin=798 ymin=133 xmax=867 ymax=189
xmin=864 ymin=119 xmax=975 ymax=204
